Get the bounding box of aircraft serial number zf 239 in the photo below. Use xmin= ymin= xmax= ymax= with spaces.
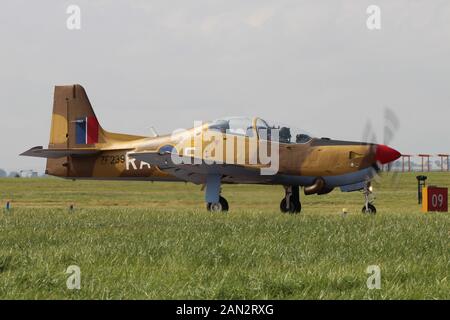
xmin=21 ymin=85 xmax=401 ymax=213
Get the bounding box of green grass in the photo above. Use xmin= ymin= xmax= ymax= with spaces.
xmin=0 ymin=173 xmax=449 ymax=299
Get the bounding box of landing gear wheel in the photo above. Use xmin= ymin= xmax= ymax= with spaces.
xmin=207 ymin=196 xmax=229 ymax=212
xmin=361 ymin=181 xmax=376 ymax=215
xmin=362 ymin=203 xmax=376 ymax=214
xmin=295 ymin=202 xmax=301 ymax=213
xmin=280 ymin=185 xmax=301 ymax=214
xmin=280 ymin=198 xmax=301 ymax=214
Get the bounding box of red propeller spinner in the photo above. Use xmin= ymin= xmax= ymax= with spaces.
xmin=375 ymin=144 xmax=401 ymax=164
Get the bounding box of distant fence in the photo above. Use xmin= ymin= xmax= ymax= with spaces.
xmin=382 ymin=154 xmax=449 ymax=172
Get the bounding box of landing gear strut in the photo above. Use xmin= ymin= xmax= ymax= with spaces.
xmin=205 ymin=174 xmax=229 ymax=212
xmin=280 ymin=185 xmax=301 ymax=214
xmin=361 ymin=181 xmax=376 ymax=214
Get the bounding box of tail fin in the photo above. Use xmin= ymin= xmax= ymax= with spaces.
xmin=42 ymin=84 xmax=145 ymax=177
xmin=49 ymin=84 xmax=104 ymax=149
xmin=49 ymin=84 xmax=144 ymax=149
xmin=20 ymin=84 xmax=146 ymax=177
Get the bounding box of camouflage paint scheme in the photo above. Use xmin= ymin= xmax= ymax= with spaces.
xmin=21 ymin=85 xmax=395 ymax=194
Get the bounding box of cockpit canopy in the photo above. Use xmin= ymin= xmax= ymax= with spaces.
xmin=208 ymin=116 xmax=312 ymax=144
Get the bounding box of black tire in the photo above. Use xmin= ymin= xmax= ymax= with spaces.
xmin=362 ymin=203 xmax=376 ymax=214
xmin=207 ymin=196 xmax=229 ymax=212
xmin=219 ymin=196 xmax=229 ymax=211
xmin=280 ymin=198 xmax=301 ymax=214
xmin=294 ymin=201 xmax=302 ymax=213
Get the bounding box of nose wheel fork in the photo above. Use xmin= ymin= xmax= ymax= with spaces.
xmin=362 ymin=181 xmax=376 ymax=214
xmin=280 ymin=185 xmax=301 ymax=214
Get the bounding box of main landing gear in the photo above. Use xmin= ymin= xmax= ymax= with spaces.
xmin=361 ymin=181 xmax=376 ymax=214
xmin=280 ymin=185 xmax=301 ymax=214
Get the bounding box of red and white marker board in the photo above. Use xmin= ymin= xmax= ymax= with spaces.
xmin=422 ymin=187 xmax=448 ymax=212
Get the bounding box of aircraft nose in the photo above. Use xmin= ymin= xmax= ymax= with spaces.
xmin=375 ymin=144 xmax=401 ymax=164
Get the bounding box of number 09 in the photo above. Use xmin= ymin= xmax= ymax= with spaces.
xmin=431 ymin=194 xmax=444 ymax=208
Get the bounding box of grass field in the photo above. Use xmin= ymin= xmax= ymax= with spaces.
xmin=0 ymin=173 xmax=449 ymax=299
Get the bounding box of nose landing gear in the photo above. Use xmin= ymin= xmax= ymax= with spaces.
xmin=205 ymin=174 xmax=229 ymax=213
xmin=361 ymin=181 xmax=376 ymax=214
xmin=207 ymin=196 xmax=229 ymax=212
xmin=280 ymin=185 xmax=301 ymax=214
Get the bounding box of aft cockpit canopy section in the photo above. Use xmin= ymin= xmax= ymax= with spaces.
xmin=207 ymin=116 xmax=313 ymax=144
xmin=272 ymin=126 xmax=312 ymax=144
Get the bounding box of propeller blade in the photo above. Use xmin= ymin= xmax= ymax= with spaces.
xmin=362 ymin=107 xmax=401 ymax=188
xmin=362 ymin=120 xmax=378 ymax=144
xmin=383 ymin=108 xmax=400 ymax=145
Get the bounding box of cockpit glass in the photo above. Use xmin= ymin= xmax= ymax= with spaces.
xmin=208 ymin=117 xmax=254 ymax=137
xmin=208 ymin=117 xmax=313 ymax=143
xmin=257 ymin=118 xmax=313 ymax=144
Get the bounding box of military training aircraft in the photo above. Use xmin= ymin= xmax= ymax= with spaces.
xmin=21 ymin=85 xmax=401 ymax=213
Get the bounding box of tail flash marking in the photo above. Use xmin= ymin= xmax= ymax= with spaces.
xmin=75 ymin=116 xmax=99 ymax=144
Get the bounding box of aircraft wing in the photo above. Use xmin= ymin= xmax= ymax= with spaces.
xmin=129 ymin=151 xmax=269 ymax=184
xmin=20 ymin=146 xmax=100 ymax=158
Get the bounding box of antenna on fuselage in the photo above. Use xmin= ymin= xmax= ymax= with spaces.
xmin=149 ymin=127 xmax=159 ymax=137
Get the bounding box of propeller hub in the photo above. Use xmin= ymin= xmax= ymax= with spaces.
xmin=375 ymin=144 xmax=401 ymax=164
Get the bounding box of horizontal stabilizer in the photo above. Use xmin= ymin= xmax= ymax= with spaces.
xmin=20 ymin=146 xmax=100 ymax=158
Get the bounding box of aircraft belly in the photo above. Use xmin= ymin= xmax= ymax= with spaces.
xmin=274 ymin=167 xmax=375 ymax=188
xmin=322 ymin=167 xmax=376 ymax=187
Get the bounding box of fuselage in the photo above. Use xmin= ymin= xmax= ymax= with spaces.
xmin=45 ymin=119 xmax=399 ymax=192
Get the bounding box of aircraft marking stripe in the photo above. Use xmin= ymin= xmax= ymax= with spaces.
xmin=75 ymin=116 xmax=99 ymax=144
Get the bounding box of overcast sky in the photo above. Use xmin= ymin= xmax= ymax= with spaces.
xmin=1 ymin=0 xmax=449 ymax=172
